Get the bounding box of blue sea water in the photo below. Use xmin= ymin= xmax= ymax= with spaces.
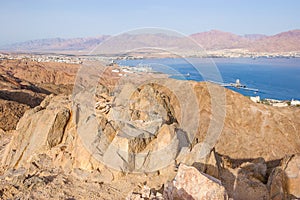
xmin=117 ymin=58 xmax=300 ymax=100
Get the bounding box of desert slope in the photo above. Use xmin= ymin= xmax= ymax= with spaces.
xmin=0 ymin=59 xmax=299 ymax=199
xmin=0 ymin=59 xmax=79 ymax=131
xmin=0 ymin=76 xmax=300 ymax=198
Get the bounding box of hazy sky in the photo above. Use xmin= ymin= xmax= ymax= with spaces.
xmin=0 ymin=0 xmax=299 ymax=45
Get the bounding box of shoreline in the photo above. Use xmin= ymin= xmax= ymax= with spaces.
xmin=1 ymin=54 xmax=299 ymax=103
xmin=114 ymin=63 xmax=300 ymax=105
xmin=1 ymin=52 xmax=300 ymax=62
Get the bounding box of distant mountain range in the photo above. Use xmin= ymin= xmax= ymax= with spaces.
xmin=1 ymin=36 xmax=109 ymax=53
xmin=190 ymin=30 xmax=300 ymax=52
xmin=1 ymin=30 xmax=299 ymax=54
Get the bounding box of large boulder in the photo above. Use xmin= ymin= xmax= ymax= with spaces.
xmin=163 ymin=164 xmax=228 ymax=200
xmin=284 ymin=154 xmax=300 ymax=198
xmin=76 ymin=80 xmax=194 ymax=173
xmin=267 ymin=167 xmax=288 ymax=200
xmin=233 ymin=161 xmax=269 ymax=200
xmin=195 ymin=155 xmax=270 ymax=200
xmin=1 ymin=95 xmax=70 ymax=169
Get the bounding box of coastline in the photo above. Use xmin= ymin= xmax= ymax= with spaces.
xmin=1 ymin=50 xmax=300 ymax=61
xmin=115 ymin=58 xmax=300 ymax=104
xmin=1 ymin=53 xmax=299 ymax=102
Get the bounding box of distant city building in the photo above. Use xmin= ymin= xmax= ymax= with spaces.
xmin=250 ymin=96 xmax=260 ymax=103
xmin=291 ymin=99 xmax=300 ymax=106
xmin=273 ymin=102 xmax=288 ymax=107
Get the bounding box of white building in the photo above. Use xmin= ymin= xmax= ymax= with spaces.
xmin=250 ymin=96 xmax=260 ymax=103
xmin=111 ymin=69 xmax=120 ymax=73
xmin=291 ymin=99 xmax=300 ymax=106
xmin=273 ymin=102 xmax=288 ymax=107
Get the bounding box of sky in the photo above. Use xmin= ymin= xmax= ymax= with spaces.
xmin=0 ymin=0 xmax=299 ymax=45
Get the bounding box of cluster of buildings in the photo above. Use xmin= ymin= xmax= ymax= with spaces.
xmin=1 ymin=50 xmax=300 ymax=64
xmin=110 ymin=64 xmax=153 ymax=77
xmin=30 ymin=55 xmax=83 ymax=64
xmin=198 ymin=50 xmax=300 ymax=59
xmin=250 ymin=96 xmax=300 ymax=107
xmin=0 ymin=53 xmax=90 ymax=64
xmin=0 ymin=53 xmax=125 ymax=65
xmin=0 ymin=53 xmax=84 ymax=64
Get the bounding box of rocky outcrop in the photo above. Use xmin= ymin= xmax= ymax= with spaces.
xmin=1 ymin=76 xmax=300 ymax=199
xmin=163 ymin=164 xmax=228 ymax=200
xmin=1 ymin=95 xmax=70 ymax=169
xmin=185 ymin=149 xmax=270 ymax=200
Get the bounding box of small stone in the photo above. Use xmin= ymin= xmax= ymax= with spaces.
xmin=141 ymin=185 xmax=151 ymax=198
xmin=72 ymin=168 xmax=90 ymax=181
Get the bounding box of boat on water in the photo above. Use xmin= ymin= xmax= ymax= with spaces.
xmin=209 ymin=79 xmax=259 ymax=92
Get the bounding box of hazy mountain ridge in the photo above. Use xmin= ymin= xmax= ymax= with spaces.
xmin=248 ymin=29 xmax=300 ymax=52
xmin=190 ymin=30 xmax=251 ymax=50
xmin=1 ymin=30 xmax=299 ymax=53
xmin=1 ymin=35 xmax=109 ymax=52
xmin=243 ymin=34 xmax=267 ymax=40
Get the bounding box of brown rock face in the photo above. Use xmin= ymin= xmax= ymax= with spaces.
xmin=2 ymin=79 xmax=300 ymax=171
xmin=1 ymin=95 xmax=71 ymax=169
xmin=163 ymin=164 xmax=228 ymax=200
xmin=267 ymin=167 xmax=288 ymax=200
xmin=0 ymin=59 xmax=78 ymax=131
xmin=0 ymin=99 xmax=29 ymax=131
xmin=0 ymin=59 xmax=78 ymax=85
xmin=233 ymin=160 xmax=269 ymax=200
xmin=205 ymin=85 xmax=300 ymax=161
xmin=46 ymin=107 xmax=70 ymax=148
xmin=284 ymin=154 xmax=300 ymax=198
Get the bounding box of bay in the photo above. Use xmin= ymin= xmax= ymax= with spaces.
xmin=117 ymin=58 xmax=300 ymax=100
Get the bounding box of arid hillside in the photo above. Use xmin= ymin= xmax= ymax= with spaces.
xmin=0 ymin=59 xmax=299 ymax=199
xmin=0 ymin=59 xmax=78 ymax=131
